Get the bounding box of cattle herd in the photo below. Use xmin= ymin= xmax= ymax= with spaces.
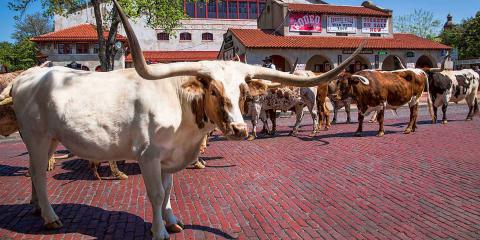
xmin=0 ymin=1 xmax=478 ymax=239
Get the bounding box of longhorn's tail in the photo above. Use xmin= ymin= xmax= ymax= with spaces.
xmin=425 ymin=73 xmax=435 ymax=122
xmin=422 ymin=71 xmax=435 ymax=122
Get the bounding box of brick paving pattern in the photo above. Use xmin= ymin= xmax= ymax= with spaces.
xmin=0 ymin=105 xmax=479 ymax=239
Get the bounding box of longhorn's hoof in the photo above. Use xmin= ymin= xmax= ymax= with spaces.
xmin=376 ymin=132 xmax=385 ymax=137
xmin=269 ymin=131 xmax=276 ymax=136
xmin=166 ymin=223 xmax=183 ymax=233
xmin=331 ymin=120 xmax=337 ymax=125
xmin=403 ymin=128 xmax=412 ymax=134
xmin=114 ymin=172 xmax=128 ymax=180
xmin=442 ymin=120 xmax=448 ymax=124
xmin=466 ymin=118 xmax=473 ymax=121
xmin=247 ymin=135 xmax=256 ymax=141
xmin=192 ymin=161 xmax=205 ymax=169
xmin=346 ymin=120 xmax=352 ymax=124
xmin=354 ymin=132 xmax=363 ymax=137
xmin=290 ymin=131 xmax=298 ymax=136
xmin=44 ymin=219 xmax=63 ymax=230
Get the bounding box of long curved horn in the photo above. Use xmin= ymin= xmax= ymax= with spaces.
xmin=430 ymin=52 xmax=450 ymax=73
xmin=113 ymin=0 xmax=202 ymax=80
xmin=352 ymin=75 xmax=370 ymax=85
xmin=248 ymin=40 xmax=367 ymax=87
xmin=393 ymin=56 xmax=406 ymax=69
xmin=289 ymin=57 xmax=299 ymax=74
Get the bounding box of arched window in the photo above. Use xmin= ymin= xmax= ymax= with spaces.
xmin=180 ymin=32 xmax=192 ymax=41
xmin=157 ymin=32 xmax=169 ymax=41
xmin=202 ymin=32 xmax=213 ymax=41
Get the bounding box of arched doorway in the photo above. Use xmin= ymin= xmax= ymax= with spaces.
xmin=306 ymin=55 xmax=333 ymax=73
xmin=382 ymin=55 xmax=406 ymax=71
xmin=348 ymin=56 xmax=370 ymax=73
xmin=270 ymin=55 xmax=291 ymax=72
xmin=415 ymin=55 xmax=434 ymax=68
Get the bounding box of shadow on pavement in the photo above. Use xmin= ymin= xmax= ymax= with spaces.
xmin=0 ymin=203 xmax=237 ymax=239
xmin=0 ymin=164 xmax=28 ymax=177
xmin=52 ymin=159 xmax=141 ymax=181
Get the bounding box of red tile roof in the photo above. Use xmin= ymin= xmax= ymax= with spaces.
xmin=230 ymin=29 xmax=451 ymax=50
xmin=125 ymin=51 xmax=219 ymax=63
xmin=288 ymin=3 xmax=391 ymax=17
xmin=31 ymin=24 xmax=127 ymax=42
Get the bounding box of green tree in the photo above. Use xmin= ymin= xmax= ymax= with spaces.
xmin=12 ymin=12 xmax=53 ymax=43
xmin=394 ymin=9 xmax=441 ymax=39
xmin=0 ymin=40 xmax=37 ymax=71
xmin=9 ymin=0 xmax=188 ymax=71
xmin=439 ymin=11 xmax=480 ymax=59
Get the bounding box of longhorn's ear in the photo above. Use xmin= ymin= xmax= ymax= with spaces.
xmin=181 ymin=77 xmax=208 ymax=128
xmin=246 ymin=80 xmax=268 ymax=97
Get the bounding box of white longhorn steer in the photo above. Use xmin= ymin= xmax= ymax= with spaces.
xmin=0 ymin=1 xmax=364 ymax=239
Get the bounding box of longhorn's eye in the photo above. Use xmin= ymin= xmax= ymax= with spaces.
xmin=210 ymin=89 xmax=217 ymax=97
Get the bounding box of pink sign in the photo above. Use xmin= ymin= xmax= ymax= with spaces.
xmin=289 ymin=13 xmax=322 ymax=32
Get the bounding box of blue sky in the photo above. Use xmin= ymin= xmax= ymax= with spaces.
xmin=0 ymin=0 xmax=478 ymax=43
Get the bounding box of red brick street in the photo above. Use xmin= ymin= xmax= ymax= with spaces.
xmin=0 ymin=104 xmax=479 ymax=240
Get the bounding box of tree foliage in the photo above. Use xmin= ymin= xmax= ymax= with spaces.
xmin=0 ymin=40 xmax=37 ymax=71
xmin=9 ymin=0 xmax=188 ymax=71
xmin=12 ymin=12 xmax=53 ymax=43
xmin=439 ymin=11 xmax=480 ymax=59
xmin=394 ymin=9 xmax=441 ymax=39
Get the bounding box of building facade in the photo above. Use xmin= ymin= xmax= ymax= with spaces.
xmin=31 ymin=24 xmax=127 ymax=71
xmin=219 ymin=0 xmax=452 ymax=72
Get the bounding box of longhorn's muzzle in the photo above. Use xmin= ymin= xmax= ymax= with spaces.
xmin=226 ymin=122 xmax=248 ymax=140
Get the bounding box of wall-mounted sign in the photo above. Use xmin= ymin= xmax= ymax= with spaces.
xmin=378 ymin=51 xmax=389 ymax=55
xmin=327 ymin=15 xmax=356 ymax=33
xmin=406 ymin=63 xmax=415 ymax=68
xmin=342 ymin=49 xmax=374 ymax=54
xmin=362 ymin=17 xmax=389 ymax=33
xmin=289 ymin=12 xmax=322 ymax=32
xmin=405 ymin=51 xmax=415 ymax=58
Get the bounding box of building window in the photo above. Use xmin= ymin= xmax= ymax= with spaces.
xmin=218 ymin=1 xmax=227 ymax=18
xmin=228 ymin=1 xmax=238 ymax=19
xmin=93 ymin=44 xmax=99 ymax=54
xmin=202 ymin=32 xmax=213 ymax=41
xmin=196 ymin=0 xmax=206 ymax=18
xmin=249 ymin=2 xmax=258 ymax=19
xmin=157 ymin=32 xmax=169 ymax=41
xmin=180 ymin=32 xmax=192 ymax=41
xmin=239 ymin=1 xmax=248 ymax=19
xmin=76 ymin=43 xmax=90 ymax=54
xmin=259 ymin=2 xmax=266 ymax=14
xmin=186 ymin=1 xmax=195 ymax=17
xmin=58 ymin=43 xmax=72 ymax=54
xmin=207 ymin=1 xmax=216 ymax=18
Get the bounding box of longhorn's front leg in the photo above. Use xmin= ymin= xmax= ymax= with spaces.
xmin=139 ymin=157 xmax=169 ymax=240
xmin=291 ymin=104 xmax=304 ymax=136
xmin=345 ymin=101 xmax=352 ymax=124
xmin=162 ymin=173 xmax=184 ymax=233
xmin=355 ymin=112 xmax=364 ymax=137
xmin=377 ymin=109 xmax=385 ymax=137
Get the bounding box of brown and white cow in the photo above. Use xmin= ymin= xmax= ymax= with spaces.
xmin=0 ymin=0 xmax=365 ymax=238
xmin=334 ymin=69 xmax=433 ymax=137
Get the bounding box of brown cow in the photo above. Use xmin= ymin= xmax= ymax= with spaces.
xmin=334 ymin=69 xmax=433 ymax=136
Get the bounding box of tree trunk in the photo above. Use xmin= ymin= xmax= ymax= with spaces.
xmin=105 ymin=7 xmax=120 ymax=71
xmin=92 ymin=0 xmax=107 ymax=72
